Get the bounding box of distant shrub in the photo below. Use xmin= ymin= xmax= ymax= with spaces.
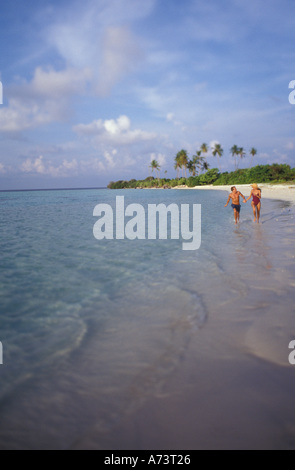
xmin=128 ymin=179 xmax=137 ymax=188
xmin=199 ymin=168 xmax=220 ymax=185
xmin=187 ymin=176 xmax=201 ymax=187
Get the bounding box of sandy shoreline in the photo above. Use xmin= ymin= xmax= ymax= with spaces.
xmin=174 ymin=183 xmax=295 ymax=204
xmin=74 ymin=192 xmax=295 ymax=451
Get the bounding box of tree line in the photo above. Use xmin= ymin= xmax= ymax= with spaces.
xmin=108 ymin=163 xmax=295 ymax=189
xmin=150 ymin=144 xmax=257 ymax=180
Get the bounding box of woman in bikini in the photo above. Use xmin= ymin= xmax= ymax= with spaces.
xmin=246 ymin=184 xmax=262 ymax=223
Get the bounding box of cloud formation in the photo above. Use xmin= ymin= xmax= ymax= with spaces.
xmin=96 ymin=27 xmax=143 ymax=96
xmin=150 ymin=153 xmax=166 ymax=167
xmin=74 ymin=115 xmax=157 ymax=146
xmin=47 ymin=1 xmax=148 ymax=96
xmin=0 ymin=67 xmax=91 ymax=132
xmin=21 ymin=156 xmax=78 ymax=177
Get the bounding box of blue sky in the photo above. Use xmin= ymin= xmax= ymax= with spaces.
xmin=0 ymin=0 xmax=294 ymax=189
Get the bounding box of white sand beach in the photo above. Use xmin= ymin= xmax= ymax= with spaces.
xmin=175 ymin=183 xmax=295 ymax=205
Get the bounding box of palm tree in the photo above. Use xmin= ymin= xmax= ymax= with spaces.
xmin=250 ymin=148 xmax=257 ymax=168
xmin=174 ymin=155 xmax=181 ymax=179
xmin=212 ymin=143 xmax=223 ymax=171
xmin=202 ymin=161 xmax=210 ymax=173
xmin=193 ymin=151 xmax=204 ymax=175
xmin=176 ymin=150 xmax=189 ymax=178
xmin=200 ymin=143 xmax=209 ymax=166
xmin=150 ymin=159 xmax=161 ymax=179
xmin=188 ymin=152 xmax=204 ymax=177
xmin=187 ymin=160 xmax=195 ymax=176
xmin=231 ymin=145 xmax=239 ymax=171
xmin=237 ymin=147 xmax=246 ymax=169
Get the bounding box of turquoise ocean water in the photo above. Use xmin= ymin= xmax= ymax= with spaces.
xmin=0 ymin=188 xmax=294 ymax=449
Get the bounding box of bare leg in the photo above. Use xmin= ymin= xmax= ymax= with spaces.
xmin=251 ymin=202 xmax=257 ymax=222
xmin=256 ymin=203 xmax=261 ymax=223
xmin=233 ymin=208 xmax=238 ymax=224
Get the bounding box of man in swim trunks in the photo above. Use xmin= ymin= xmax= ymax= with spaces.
xmin=246 ymin=183 xmax=262 ymax=223
xmin=224 ymin=186 xmax=247 ymax=224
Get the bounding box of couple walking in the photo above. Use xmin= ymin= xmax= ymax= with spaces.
xmin=225 ymin=184 xmax=262 ymax=224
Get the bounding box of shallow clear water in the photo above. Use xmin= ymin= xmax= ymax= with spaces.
xmin=0 ymin=188 xmax=294 ymax=449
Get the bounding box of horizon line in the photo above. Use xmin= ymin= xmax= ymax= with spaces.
xmin=0 ymin=187 xmax=108 ymax=193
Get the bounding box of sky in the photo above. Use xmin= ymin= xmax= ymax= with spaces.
xmin=0 ymin=0 xmax=295 ymax=189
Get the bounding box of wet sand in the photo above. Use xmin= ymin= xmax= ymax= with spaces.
xmin=73 ymin=189 xmax=295 ymax=450
xmin=87 ymin=338 xmax=295 ymax=450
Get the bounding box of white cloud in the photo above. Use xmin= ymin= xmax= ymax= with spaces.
xmin=74 ymin=115 xmax=157 ymax=146
xmin=150 ymin=153 xmax=166 ymax=167
xmin=80 ymin=150 xmax=136 ymax=174
xmin=0 ymin=163 xmax=6 ymax=174
xmin=27 ymin=66 xmax=92 ymax=98
xmin=166 ymin=112 xmax=183 ymax=128
xmin=104 ymin=115 xmax=131 ymax=135
xmin=96 ymin=27 xmax=143 ymax=96
xmin=0 ymin=102 xmax=31 ymax=132
xmin=0 ymin=67 xmax=91 ymax=132
xmin=103 ymin=150 xmax=116 ymax=168
xmin=47 ymin=0 xmax=155 ymax=68
xmin=47 ymin=0 xmax=148 ymax=97
xmin=137 ymin=86 xmax=173 ymax=115
xmin=209 ymin=140 xmax=221 ymax=151
xmin=21 ymin=156 xmax=47 ymax=174
xmin=21 ymin=156 xmax=78 ymax=177
xmin=18 ymin=147 xmax=142 ymax=180
xmin=81 ymin=158 xmax=106 ymax=173
xmin=286 ymin=142 xmax=294 ymax=150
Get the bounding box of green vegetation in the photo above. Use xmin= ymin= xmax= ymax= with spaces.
xmin=108 ymin=143 xmax=295 ymax=189
xmin=108 ymin=164 xmax=295 ymax=189
xmin=213 ymin=164 xmax=295 ymax=186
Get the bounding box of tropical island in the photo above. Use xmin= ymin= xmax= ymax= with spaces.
xmin=108 ymin=145 xmax=295 ymax=189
